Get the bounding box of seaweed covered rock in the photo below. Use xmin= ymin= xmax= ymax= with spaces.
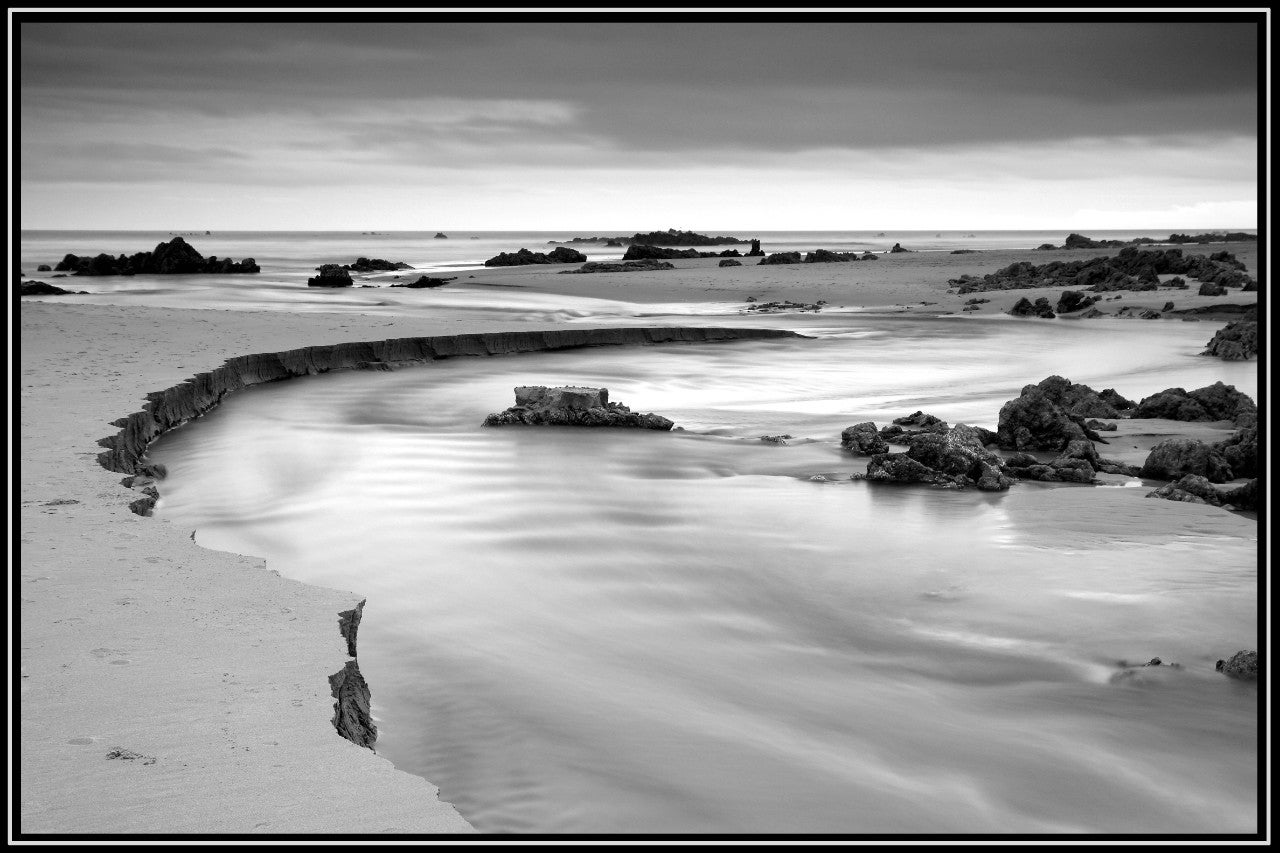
xmin=1202 ymin=320 xmax=1258 ymax=361
xmin=1140 ymin=438 xmax=1233 ymax=483
xmin=390 ymin=275 xmax=456 ymax=288
xmin=841 ymin=422 xmax=890 ymax=456
xmin=344 ymin=257 xmax=414 ymax=272
xmin=483 ymin=386 xmax=674 ymax=430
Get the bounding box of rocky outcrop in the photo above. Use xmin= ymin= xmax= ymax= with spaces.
xmin=948 ymin=247 xmax=1254 ymax=295
xmin=1063 ymin=233 xmax=1134 ymax=250
xmin=889 ymin=243 xmax=910 ymax=253
xmin=757 ymin=252 xmax=803 ymax=265
xmin=1140 ymin=438 xmax=1233 ymax=483
xmin=20 ymin=281 xmax=86 ymax=295
xmin=54 ymin=237 xmax=259 ymax=276
xmin=1132 ymin=382 xmax=1256 ymax=426
xmin=627 ymin=228 xmax=744 ymax=246
xmin=1145 ymin=474 xmax=1224 ymax=505
xmin=343 ymin=258 xmax=414 ymax=272
xmin=1026 ymin=375 xmax=1126 ymax=419
xmin=329 ymin=661 xmax=376 ymax=750
xmin=1169 ymin=232 xmax=1257 ymax=244
xmin=1215 ymin=650 xmax=1258 ymax=680
xmin=1202 ymin=320 xmax=1258 ymax=361
xmin=560 ymin=260 xmax=676 ymax=274
xmin=853 ymin=429 xmax=1012 ymax=491
xmin=840 ymin=422 xmax=889 ymax=455
xmin=94 ymin=327 xmax=801 ymax=478
xmin=718 ymin=259 xmax=742 ymax=267
xmin=338 ymin=599 xmax=365 ymax=658
xmin=996 ymin=384 xmax=1099 ymax=451
xmin=747 ymin=239 xmax=764 ymax=257
xmin=484 ymin=247 xmax=588 ymax=266
xmin=1214 ymin=426 xmax=1257 ymax=478
xmin=1056 ymin=291 xmax=1097 ymax=313
xmin=434 ymin=232 xmax=448 ymax=239
xmin=804 ymin=249 xmax=861 ymax=263
xmin=1009 ymin=297 xmax=1055 ymax=318
xmin=483 ymin=385 xmax=673 ymax=429
xmin=390 ymin=275 xmax=456 ymax=288
xmin=622 ymin=244 xmax=740 ymax=261
xmin=307 ymin=265 xmax=354 ymax=288
xmin=1197 ymin=281 xmax=1227 ymax=296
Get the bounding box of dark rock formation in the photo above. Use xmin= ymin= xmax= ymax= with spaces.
xmin=338 ymin=599 xmax=365 ymax=658
xmin=950 ymin=249 xmax=978 ymax=254
xmin=1198 ymin=281 xmax=1227 ymax=296
xmin=329 ymin=661 xmax=376 ymax=749
xmin=854 ymin=429 xmax=1012 ymax=491
xmin=1140 ymin=438 xmax=1233 ymax=483
xmin=1056 ymin=290 xmax=1097 ymax=313
xmin=889 ymin=243 xmax=910 ymax=253
xmin=893 ymin=411 xmax=948 ymax=430
xmin=390 ymin=275 xmax=456 ymax=288
xmin=1202 ymin=320 xmax=1258 ymax=360
xmin=948 ymin=247 xmax=1254 ymax=295
xmin=1034 ymin=243 xmax=1058 ymax=251
xmin=1215 ymin=650 xmax=1258 ymax=680
xmin=36 ymin=264 xmax=51 ymax=271
xmin=343 ymin=257 xmax=414 ymax=272
xmin=757 ymin=252 xmax=803 ymax=265
xmin=1169 ymin=232 xmax=1257 ymax=244
xmin=434 ymin=232 xmax=448 ymax=239
xmin=1009 ymin=296 xmax=1056 ymax=319
xmin=860 ymin=252 xmax=878 ymax=261
xmin=627 ymin=228 xmax=744 ymax=246
xmin=484 ymin=385 xmax=674 ymax=429
xmin=484 ymin=247 xmax=588 ymax=266
xmin=1132 ymin=382 xmax=1256 ymax=426
xmin=1146 ymin=474 xmax=1227 ymax=506
xmin=747 ymin=239 xmax=764 ymax=257
xmin=1028 ymin=375 xmax=1126 ymax=419
xmin=841 ymin=422 xmax=889 ymax=455
xmin=560 ymin=260 xmax=676 ymax=274
xmin=1214 ymin=426 xmax=1257 ymax=478
xmin=622 ymin=244 xmax=740 ymax=261
xmin=1219 ymin=478 xmax=1257 ymax=510
xmin=307 ymin=264 xmax=354 ymax=288
xmin=996 ymin=385 xmax=1091 ymax=451
xmin=744 ymin=300 xmax=824 ymax=314
xmin=20 ymin=281 xmax=85 ymax=295
xmin=718 ymin=259 xmax=742 ymax=267
xmin=804 ymin=249 xmax=860 ymax=263
xmin=1085 ymin=418 xmax=1117 ymax=431
xmin=54 ymin=237 xmax=259 ymax=276
xmin=1063 ymin=233 xmax=1132 ymax=250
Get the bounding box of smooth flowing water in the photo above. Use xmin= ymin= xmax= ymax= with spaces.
xmin=148 ymin=315 xmax=1259 ymax=834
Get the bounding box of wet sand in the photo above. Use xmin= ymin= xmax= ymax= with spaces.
xmin=17 ymin=242 xmax=1259 ymax=834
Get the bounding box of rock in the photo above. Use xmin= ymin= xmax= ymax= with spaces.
xmin=306 ymin=264 xmax=354 ymax=287
xmin=1009 ymin=296 xmax=1056 ymax=318
xmin=1056 ymin=290 xmax=1097 ymax=313
xmin=1034 ymin=243 xmax=1058 ymax=250
xmin=841 ymin=422 xmax=889 ymax=455
xmin=718 ymin=259 xmax=742 ymax=267
xmin=484 ymin=247 xmax=587 ymax=266
xmin=996 ymin=386 xmax=1089 ymax=451
xmin=1140 ymin=438 xmax=1233 ymax=483
xmin=1085 ymin=419 xmax=1117 ymax=431
xmin=20 ymin=280 xmax=84 ymax=295
xmin=53 ymin=237 xmax=259 ymax=276
xmin=889 ymin=243 xmax=910 ymax=253
xmin=759 ymin=434 xmax=791 ymax=445
xmin=950 ymin=423 xmax=998 ymax=448
xmin=947 ymin=247 xmax=1251 ymax=295
xmin=1214 ymin=426 xmax=1256 ymax=478
xmin=1137 ymin=309 xmax=1162 ymax=319
xmin=484 ymin=385 xmax=674 ymax=430
xmin=1215 ymin=650 xmax=1258 ymax=680
xmin=1029 ymin=375 xmax=1124 ymax=419
xmin=627 ymin=228 xmax=744 ymax=246
xmin=747 ymin=239 xmax=764 ymax=256
xmin=390 ymin=275 xmax=456 ymax=288
xmin=860 ymin=252 xmax=879 ymax=260
xmin=434 ymin=232 xmax=448 ymax=239
xmin=757 ymin=252 xmax=803 ymax=265
xmin=1133 ymin=382 xmax=1255 ymax=425
xmin=893 ymin=411 xmax=948 ymax=430
xmin=857 ymin=453 xmax=940 ymax=486
xmin=561 ymin=260 xmax=676 ymax=274
xmin=804 ymin=249 xmax=859 ymax=263
xmin=1166 ymin=276 xmax=1188 ymax=288
xmin=1145 ymin=474 xmax=1224 ymax=506
xmin=1202 ymin=320 xmax=1258 ymax=360
xmin=858 ymin=430 xmax=1012 ymax=491
xmin=1197 ymin=280 xmax=1227 ymax=296
xmin=1162 ymin=301 xmax=1175 ymax=311
xmin=1218 ymin=478 xmax=1257 ymax=510
xmin=36 ymin=264 xmax=51 ymax=271
xmin=343 ymin=257 xmax=414 ymax=272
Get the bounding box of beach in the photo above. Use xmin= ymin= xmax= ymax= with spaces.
xmin=18 ymin=241 xmax=1259 ymax=834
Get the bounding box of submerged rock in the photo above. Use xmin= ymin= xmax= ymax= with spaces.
xmin=1145 ymin=474 xmax=1225 ymax=506
xmin=483 ymin=385 xmax=674 ymax=430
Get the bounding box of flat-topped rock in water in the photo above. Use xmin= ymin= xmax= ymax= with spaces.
xmin=54 ymin=236 xmax=259 ymax=276
xmin=484 ymin=385 xmax=674 ymax=430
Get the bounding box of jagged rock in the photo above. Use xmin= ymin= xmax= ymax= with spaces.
xmin=719 ymin=259 xmax=742 ymax=267
xmin=1202 ymin=320 xmax=1258 ymax=360
xmin=856 ymin=430 xmax=1012 ymax=491
xmin=1056 ymin=290 xmax=1097 ymax=313
xmin=1034 ymin=243 xmax=1058 ymax=250
xmin=484 ymin=247 xmax=587 ymax=266
xmin=483 ymin=385 xmax=674 ymax=430
xmin=948 ymin=247 xmax=1253 ymax=295
xmin=307 ymin=264 xmax=354 ymax=287
xmin=996 ymin=386 xmax=1090 ymax=451
xmin=1215 ymin=650 xmax=1258 ymax=680
xmin=623 ymin=244 xmax=735 ymax=260
xmin=747 ymin=239 xmax=764 ymax=257
xmin=950 ymin=423 xmax=998 ymax=447
xmin=1197 ymin=281 xmax=1227 ymax=296
xmin=329 ymin=661 xmax=376 ymax=749
xmin=1133 ymin=382 xmax=1256 ymax=425
xmin=343 ymin=257 xmax=414 ymax=272
xmin=757 ymin=252 xmax=802 ymax=265
xmin=893 ymin=411 xmax=948 ymax=430
xmin=53 ymin=237 xmax=259 ymax=276
xmin=1009 ymin=296 xmax=1056 ymax=318
xmin=561 ymin=260 xmax=676 ymax=274
xmin=889 ymin=243 xmax=910 ymax=253
xmin=36 ymin=264 xmax=51 ymax=271
xmin=804 ymin=249 xmax=859 ymax=263
xmin=337 ymin=599 xmax=365 ymax=658
xmin=1146 ymin=474 xmax=1224 ymax=506
xmin=1140 ymin=438 xmax=1233 ymax=483
xmin=434 ymin=232 xmax=448 ymax=239
xmin=1219 ymin=478 xmax=1257 ymax=510
xmin=1031 ymin=376 xmax=1124 ymax=419
xmin=841 ymin=422 xmax=889 ymax=455
xmin=390 ymin=275 xmax=456 ymax=288
xmin=1085 ymin=419 xmax=1117 ymax=431
xmin=1162 ymin=301 xmax=1175 ymax=311
xmin=1214 ymin=426 xmax=1256 ymax=478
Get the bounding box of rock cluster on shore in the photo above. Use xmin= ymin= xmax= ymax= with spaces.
xmin=1202 ymin=320 xmax=1258 ymax=360
xmin=483 ymin=386 xmax=675 ymax=430
xmin=343 ymin=257 xmax=414 ymax=272
xmin=560 ymin=260 xmax=676 ymax=274
xmin=53 ymin=236 xmax=259 ymax=276
xmin=949 ymin=247 xmax=1255 ymax=295
xmin=484 ymin=247 xmax=588 ymax=266
xmin=623 ymin=244 xmax=741 ymax=260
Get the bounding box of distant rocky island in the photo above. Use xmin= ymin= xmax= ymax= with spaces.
xmin=950 ymin=247 xmax=1255 ymax=295
xmin=485 ymin=247 xmax=588 ymax=267
xmin=52 ymin=236 xmax=259 ymax=276
xmin=1035 ymin=232 xmax=1256 ymax=251
xmin=549 ymin=228 xmax=749 ymax=246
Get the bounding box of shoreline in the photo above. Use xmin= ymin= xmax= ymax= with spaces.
xmin=18 ymin=243 xmax=1259 ymax=834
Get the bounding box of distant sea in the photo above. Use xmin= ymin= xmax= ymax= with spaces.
xmin=19 ymin=229 xmax=1255 ymax=279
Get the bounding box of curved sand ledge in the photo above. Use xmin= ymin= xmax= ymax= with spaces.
xmin=19 ymin=307 xmax=796 ymax=835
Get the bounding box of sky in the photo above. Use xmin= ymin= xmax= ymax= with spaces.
xmin=17 ymin=18 xmax=1261 ymax=231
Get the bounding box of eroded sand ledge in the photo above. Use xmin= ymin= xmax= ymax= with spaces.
xmin=19 ymin=309 xmax=795 ymax=834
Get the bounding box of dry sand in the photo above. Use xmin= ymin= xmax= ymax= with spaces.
xmin=16 ymin=243 xmax=1259 ymax=834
